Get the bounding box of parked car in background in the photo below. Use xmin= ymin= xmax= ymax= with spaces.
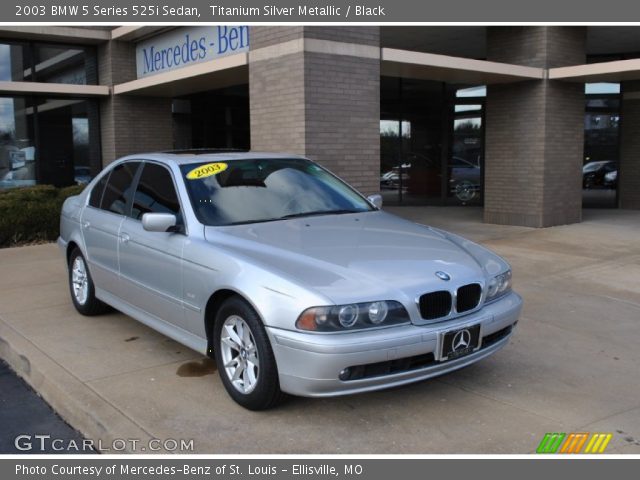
xmin=583 ymin=160 xmax=617 ymax=189
xmin=59 ymin=151 xmax=522 ymax=410
xmin=449 ymin=156 xmax=481 ymax=203
xmin=604 ymin=169 xmax=618 ymax=188
xmin=380 ymin=163 xmax=410 ymax=189
xmin=74 ymin=166 xmax=92 ymax=185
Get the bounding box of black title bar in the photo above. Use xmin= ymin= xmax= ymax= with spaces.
xmin=7 ymin=0 xmax=640 ymax=22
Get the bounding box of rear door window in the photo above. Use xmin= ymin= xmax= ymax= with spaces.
xmin=100 ymin=162 xmax=141 ymax=215
xmin=88 ymin=172 xmax=109 ymax=208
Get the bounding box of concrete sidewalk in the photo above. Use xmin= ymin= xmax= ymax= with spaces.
xmin=1 ymin=207 xmax=639 ymax=453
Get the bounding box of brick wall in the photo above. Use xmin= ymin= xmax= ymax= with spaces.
xmin=249 ymin=26 xmax=380 ymax=195
xmin=97 ymin=40 xmax=136 ymax=85
xmin=485 ymin=26 xmax=585 ymax=227
xmin=249 ymin=51 xmax=306 ymax=155
xmin=98 ymin=40 xmax=172 ymax=165
xmin=250 ymin=26 xmax=304 ymax=49
xmin=487 ymin=26 xmax=585 ymax=68
xmin=304 ymin=52 xmax=380 ymax=194
xmin=303 ymin=27 xmax=380 ymax=47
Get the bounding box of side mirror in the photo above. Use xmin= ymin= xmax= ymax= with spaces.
xmin=142 ymin=213 xmax=177 ymax=232
xmin=367 ymin=194 xmax=383 ymax=209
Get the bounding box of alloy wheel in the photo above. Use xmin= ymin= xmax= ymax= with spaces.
xmin=220 ymin=315 xmax=260 ymax=394
xmin=71 ymin=256 xmax=89 ymax=305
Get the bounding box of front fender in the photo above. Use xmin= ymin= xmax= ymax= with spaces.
xmin=181 ymin=237 xmax=334 ymax=338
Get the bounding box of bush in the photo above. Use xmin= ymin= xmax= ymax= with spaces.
xmin=0 ymin=184 xmax=85 ymax=248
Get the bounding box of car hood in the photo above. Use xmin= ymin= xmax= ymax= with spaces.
xmin=204 ymin=211 xmax=487 ymax=304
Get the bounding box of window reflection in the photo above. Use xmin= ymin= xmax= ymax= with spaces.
xmin=0 ymin=41 xmax=96 ymax=85
xmin=182 ymin=159 xmax=372 ymax=226
xmin=380 ymin=77 xmax=485 ymax=206
xmin=448 ymin=114 xmax=482 ymax=205
xmin=583 ymin=83 xmax=620 ymax=208
xmin=0 ymin=97 xmax=36 ymax=188
xmin=0 ymin=43 xmax=32 ymax=82
xmin=0 ymin=96 xmax=100 ymax=189
xmin=34 ymin=45 xmax=96 ymax=84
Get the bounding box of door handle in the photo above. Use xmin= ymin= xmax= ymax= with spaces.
xmin=82 ymin=221 xmax=90 ymax=229
xmin=120 ymin=233 xmax=130 ymax=244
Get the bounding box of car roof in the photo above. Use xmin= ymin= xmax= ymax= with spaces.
xmin=117 ymin=150 xmax=308 ymax=166
xmin=584 ymin=160 xmax=614 ymax=165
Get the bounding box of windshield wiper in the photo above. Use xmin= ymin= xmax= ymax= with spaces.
xmin=279 ymin=209 xmax=363 ymax=220
xmin=219 ymin=209 xmax=366 ymax=226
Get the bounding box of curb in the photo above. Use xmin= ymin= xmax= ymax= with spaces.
xmin=0 ymin=319 xmax=154 ymax=454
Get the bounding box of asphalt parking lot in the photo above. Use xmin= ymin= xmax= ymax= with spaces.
xmin=0 ymin=360 xmax=87 ymax=454
xmin=1 ymin=207 xmax=639 ymax=454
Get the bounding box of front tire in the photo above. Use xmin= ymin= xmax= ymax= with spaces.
xmin=68 ymin=248 xmax=109 ymax=316
xmin=213 ymin=296 xmax=285 ymax=410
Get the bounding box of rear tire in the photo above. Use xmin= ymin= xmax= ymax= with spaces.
xmin=213 ymin=296 xmax=286 ymax=410
xmin=68 ymin=248 xmax=109 ymax=316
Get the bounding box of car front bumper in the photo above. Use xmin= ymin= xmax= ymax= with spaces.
xmin=267 ymin=291 xmax=522 ymax=397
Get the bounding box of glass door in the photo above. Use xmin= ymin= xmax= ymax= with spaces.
xmin=446 ymin=104 xmax=483 ymax=205
xmin=583 ymin=83 xmax=620 ymax=208
xmin=380 ymin=77 xmax=445 ymax=205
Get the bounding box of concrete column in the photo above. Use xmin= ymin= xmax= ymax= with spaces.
xmin=249 ymin=27 xmax=380 ymax=195
xmin=484 ymin=27 xmax=586 ymax=227
xmin=97 ymin=40 xmax=172 ymax=166
xmin=619 ymin=81 xmax=640 ymax=209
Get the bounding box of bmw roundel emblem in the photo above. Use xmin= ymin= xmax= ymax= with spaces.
xmin=435 ymin=271 xmax=451 ymax=281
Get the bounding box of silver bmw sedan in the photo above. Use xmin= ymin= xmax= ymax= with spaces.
xmin=58 ymin=152 xmax=522 ymax=410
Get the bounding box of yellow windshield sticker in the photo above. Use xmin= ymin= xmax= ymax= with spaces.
xmin=186 ymin=162 xmax=228 ymax=180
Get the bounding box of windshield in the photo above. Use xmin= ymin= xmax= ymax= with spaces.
xmin=180 ymin=158 xmax=374 ymax=226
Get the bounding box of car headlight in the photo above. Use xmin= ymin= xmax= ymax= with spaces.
xmin=296 ymin=300 xmax=410 ymax=332
xmin=485 ymin=270 xmax=512 ymax=302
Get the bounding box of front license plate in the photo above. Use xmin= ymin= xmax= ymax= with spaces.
xmin=440 ymin=324 xmax=481 ymax=361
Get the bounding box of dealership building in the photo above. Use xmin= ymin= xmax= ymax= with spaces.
xmin=0 ymin=25 xmax=639 ymax=227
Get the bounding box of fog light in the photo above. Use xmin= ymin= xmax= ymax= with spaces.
xmin=368 ymin=301 xmax=388 ymax=324
xmin=338 ymin=304 xmax=359 ymax=328
xmin=339 ymin=368 xmax=351 ymax=380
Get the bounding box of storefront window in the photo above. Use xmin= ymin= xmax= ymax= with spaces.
xmin=380 ymin=77 xmax=485 ymax=206
xmin=0 ymin=95 xmax=100 ymax=189
xmin=0 ymin=41 xmax=99 ymax=189
xmin=0 ymin=42 xmax=32 ymax=82
xmin=585 ymin=83 xmax=620 ymax=95
xmin=172 ymin=85 xmax=249 ymax=150
xmin=33 ymin=44 xmax=97 ymax=85
xmin=456 ymin=85 xmax=486 ymax=98
xmin=583 ymin=83 xmax=620 ymax=208
xmin=0 ymin=40 xmax=97 ymax=85
xmin=448 ymin=113 xmax=483 ymax=205
xmin=0 ymin=96 xmax=35 ymax=188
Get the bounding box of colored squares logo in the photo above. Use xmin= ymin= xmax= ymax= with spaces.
xmin=537 ymin=432 xmax=612 ymax=454
xmin=584 ymin=433 xmax=614 ymax=453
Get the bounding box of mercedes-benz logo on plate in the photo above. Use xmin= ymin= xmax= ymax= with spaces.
xmin=435 ymin=271 xmax=451 ymax=281
xmin=452 ymin=329 xmax=471 ymax=352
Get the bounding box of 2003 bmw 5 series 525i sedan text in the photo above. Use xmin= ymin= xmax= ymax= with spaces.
xmin=58 ymin=151 xmax=522 ymax=410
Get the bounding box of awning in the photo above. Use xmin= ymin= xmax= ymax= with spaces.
xmin=381 ymin=48 xmax=544 ymax=84
xmin=0 ymin=81 xmax=109 ymax=97
xmin=549 ymin=59 xmax=640 ymax=83
xmin=113 ymin=53 xmax=248 ymax=97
